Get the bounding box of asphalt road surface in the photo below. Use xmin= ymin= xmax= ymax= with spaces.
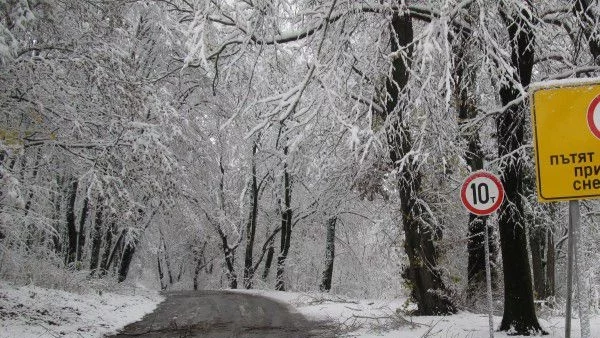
xmin=109 ymin=290 xmax=335 ymax=338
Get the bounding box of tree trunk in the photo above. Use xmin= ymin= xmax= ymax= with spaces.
xmin=224 ymin=247 xmax=237 ymax=289
xmin=99 ymin=222 xmax=115 ymax=276
xmin=24 ymin=149 xmax=41 ymax=250
xmin=51 ymin=176 xmax=63 ymax=254
xmin=118 ymin=234 xmax=136 ymax=282
xmin=193 ymin=257 xmax=202 ymax=291
xmin=193 ymin=241 xmax=207 ymax=291
xmin=243 ymin=141 xmax=259 ymax=289
xmin=319 ymin=217 xmax=336 ymax=292
xmin=384 ymin=6 xmax=455 ymax=315
xmin=530 ymin=203 xmax=556 ymax=303
xmin=0 ymin=150 xmax=5 ymax=240
xmin=157 ymin=253 xmax=167 ymax=290
xmin=65 ymin=180 xmax=78 ymax=265
xmin=89 ymin=200 xmax=103 ymax=275
xmin=160 ymin=232 xmax=174 ymax=285
xmin=262 ymin=244 xmax=274 ymax=280
xmin=451 ymin=6 xmax=498 ymax=301
xmin=275 ymin=145 xmax=292 ymax=291
xmin=497 ymin=2 xmax=544 ymax=333
xmin=76 ymin=195 xmax=89 ymax=264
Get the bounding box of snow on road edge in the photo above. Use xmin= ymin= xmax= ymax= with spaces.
xmin=0 ymin=281 xmax=163 ymax=338
xmin=230 ymin=289 xmax=600 ymax=338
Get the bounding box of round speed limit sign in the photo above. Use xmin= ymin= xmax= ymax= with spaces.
xmin=460 ymin=171 xmax=504 ymax=216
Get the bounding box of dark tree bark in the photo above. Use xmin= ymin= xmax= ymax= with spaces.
xmin=65 ymin=180 xmax=78 ymax=265
xmin=76 ymin=195 xmax=89 ymax=264
xmin=451 ymin=7 xmax=498 ymax=300
xmin=107 ymin=229 xmax=125 ymax=275
xmin=497 ymin=2 xmax=545 ymax=334
xmin=243 ymin=140 xmax=259 ymax=289
xmin=99 ymin=221 xmax=115 ymax=276
xmin=319 ymin=217 xmax=337 ymax=292
xmin=118 ymin=234 xmax=136 ymax=282
xmin=193 ymin=241 xmax=207 ymax=291
xmin=574 ymin=0 xmax=600 ymax=65
xmin=0 ymin=151 xmax=5 ymax=240
xmin=275 ymin=145 xmax=293 ymax=291
xmin=157 ymin=253 xmax=167 ymax=290
xmin=89 ymin=199 xmax=104 ymax=274
xmin=210 ymin=157 xmax=239 ymax=289
xmin=116 ymin=209 xmax=157 ymax=283
xmin=530 ymin=203 xmax=556 ymax=303
xmin=222 ymin=244 xmax=238 ymax=289
xmin=160 ymin=230 xmax=174 ymax=285
xmin=383 ymin=6 xmax=455 ymax=315
xmin=50 ymin=175 xmax=64 ymax=254
xmin=262 ymin=245 xmax=274 ymax=280
xmin=193 ymin=257 xmax=202 ymax=291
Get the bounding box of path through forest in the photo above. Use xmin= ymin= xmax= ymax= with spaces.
xmin=109 ymin=290 xmax=335 ymax=338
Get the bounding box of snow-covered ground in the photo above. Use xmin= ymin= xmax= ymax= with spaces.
xmin=2 ymin=282 xmax=598 ymax=338
xmin=233 ymin=289 xmax=600 ymax=338
xmin=0 ymin=281 xmax=163 ymax=338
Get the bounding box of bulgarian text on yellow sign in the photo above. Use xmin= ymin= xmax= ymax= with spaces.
xmin=531 ymin=81 xmax=600 ymax=202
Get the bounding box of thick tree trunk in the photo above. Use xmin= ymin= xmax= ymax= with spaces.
xmin=24 ymin=149 xmax=41 ymax=250
xmin=89 ymin=200 xmax=103 ymax=274
xmin=118 ymin=235 xmax=136 ymax=282
xmin=157 ymin=253 xmax=167 ymax=290
xmin=160 ymin=232 xmax=174 ymax=285
xmin=530 ymin=203 xmax=556 ymax=303
xmin=243 ymin=141 xmax=259 ymax=289
xmin=319 ymin=217 xmax=337 ymax=292
xmin=275 ymin=146 xmax=292 ymax=291
xmin=51 ymin=176 xmax=63 ymax=254
xmin=452 ymin=9 xmax=498 ymax=300
xmin=192 ymin=242 xmax=207 ymax=291
xmin=99 ymin=226 xmax=113 ymax=274
xmin=0 ymin=151 xmax=5 ymax=240
xmin=497 ymin=3 xmax=544 ymax=333
xmin=99 ymin=222 xmax=115 ymax=276
xmin=65 ymin=180 xmax=78 ymax=265
xmin=76 ymin=195 xmax=89 ymax=264
xmin=224 ymin=247 xmax=237 ymax=289
xmin=193 ymin=257 xmax=202 ymax=291
xmin=262 ymin=244 xmax=274 ymax=280
xmin=384 ymin=7 xmax=455 ymax=315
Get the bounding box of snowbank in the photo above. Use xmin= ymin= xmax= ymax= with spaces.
xmin=231 ymin=289 xmax=600 ymax=338
xmin=0 ymin=281 xmax=163 ymax=338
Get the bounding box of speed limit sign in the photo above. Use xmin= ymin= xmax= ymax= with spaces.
xmin=460 ymin=171 xmax=504 ymax=216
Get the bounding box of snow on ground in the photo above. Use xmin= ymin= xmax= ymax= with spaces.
xmin=0 ymin=281 xmax=163 ymax=338
xmin=232 ymin=289 xmax=600 ymax=338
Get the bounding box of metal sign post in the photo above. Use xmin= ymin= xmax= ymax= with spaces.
xmin=531 ymin=80 xmax=600 ymax=338
xmin=565 ymin=201 xmax=576 ymax=338
xmin=483 ymin=217 xmax=494 ymax=338
xmin=461 ymin=171 xmax=504 ymax=338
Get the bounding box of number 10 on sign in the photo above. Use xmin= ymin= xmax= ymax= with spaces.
xmin=461 ymin=171 xmax=505 ymax=216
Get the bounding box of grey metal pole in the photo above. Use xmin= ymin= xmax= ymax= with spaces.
xmin=565 ymin=200 xmax=577 ymax=338
xmin=483 ymin=218 xmax=494 ymax=338
xmin=572 ymin=200 xmax=590 ymax=338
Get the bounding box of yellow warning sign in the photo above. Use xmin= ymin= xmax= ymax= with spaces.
xmin=531 ymin=80 xmax=600 ymax=202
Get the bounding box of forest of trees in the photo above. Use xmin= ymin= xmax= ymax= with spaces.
xmin=1 ymin=0 xmax=600 ymax=335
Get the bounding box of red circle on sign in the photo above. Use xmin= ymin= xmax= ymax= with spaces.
xmin=460 ymin=171 xmax=504 ymax=216
xmin=587 ymin=94 xmax=600 ymax=140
